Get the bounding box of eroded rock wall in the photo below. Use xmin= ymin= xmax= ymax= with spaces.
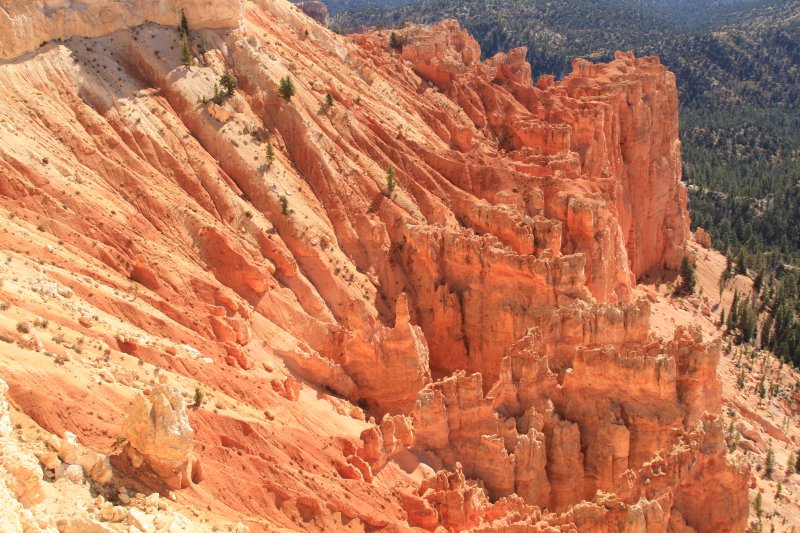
xmin=0 ymin=3 xmax=746 ymax=532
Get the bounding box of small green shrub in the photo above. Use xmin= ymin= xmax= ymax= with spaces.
xmin=211 ymin=83 xmax=224 ymax=105
xmin=220 ymin=71 xmax=238 ymax=97
xmin=765 ymin=447 xmax=775 ymax=478
xmin=194 ymin=388 xmax=204 ymax=407
xmin=674 ymin=255 xmax=696 ymax=296
xmin=180 ymin=11 xmax=189 ymax=37
xmin=265 ymin=141 xmax=275 ymax=168
xmin=278 ymin=76 xmax=295 ymax=101
xmin=181 ymin=35 xmax=192 ymax=66
xmin=389 ymin=32 xmax=404 ymax=50
xmin=385 ymin=165 xmax=397 ymax=194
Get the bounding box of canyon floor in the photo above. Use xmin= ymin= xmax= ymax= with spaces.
xmin=0 ymin=0 xmax=798 ymax=531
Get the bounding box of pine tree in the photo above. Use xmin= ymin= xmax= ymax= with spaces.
xmin=279 ymin=195 xmax=289 ymax=215
xmin=180 ymin=10 xmax=190 ymax=38
xmin=765 ymin=448 xmax=775 ymax=478
xmin=728 ymin=291 xmax=740 ymax=330
xmin=265 ymin=141 xmax=275 ymax=168
xmin=738 ymin=300 xmax=754 ymax=343
xmin=754 ymin=270 xmax=765 ymax=294
xmin=787 ymin=451 xmax=796 ymax=475
xmin=797 ymin=447 xmax=800 ymax=473
xmin=676 ymin=255 xmax=696 ymax=296
xmin=181 ymin=35 xmax=192 ymax=67
xmin=761 ymin=314 xmax=773 ymax=348
xmin=278 ymin=76 xmax=295 ymax=101
xmin=220 ymin=72 xmax=238 ymax=97
xmin=389 ymin=31 xmax=402 ymax=49
xmin=211 ymin=83 xmax=224 ymax=105
xmin=385 ymin=164 xmax=397 ymax=193
xmin=736 ymin=250 xmax=748 ymax=275
xmin=737 ymin=369 xmax=745 ymax=388
xmin=325 ymin=93 xmax=334 ymax=107
xmin=754 ymin=491 xmax=762 ymax=518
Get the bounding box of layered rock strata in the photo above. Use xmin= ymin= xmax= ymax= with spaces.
xmin=0 ymin=1 xmax=747 ymax=531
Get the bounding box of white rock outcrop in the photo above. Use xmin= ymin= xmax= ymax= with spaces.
xmin=0 ymin=0 xmax=243 ymax=59
xmin=0 ymin=379 xmax=44 ymax=531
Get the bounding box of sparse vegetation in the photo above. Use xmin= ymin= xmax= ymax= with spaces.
xmin=754 ymin=491 xmax=763 ymax=518
xmin=16 ymin=321 xmax=30 ymax=334
xmin=220 ymin=71 xmax=238 ymax=97
xmin=210 ymin=83 xmax=224 ymax=105
xmin=193 ymin=388 xmax=204 ymax=408
xmin=385 ymin=164 xmax=396 ymax=194
xmin=180 ymin=10 xmax=190 ymax=37
xmin=181 ymin=35 xmax=192 ymax=67
xmin=765 ymin=447 xmax=775 ymax=479
xmin=265 ymin=141 xmax=275 ymax=168
xmin=389 ymin=31 xmax=403 ymax=50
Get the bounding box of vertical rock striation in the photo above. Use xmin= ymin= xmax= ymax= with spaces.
xmin=0 ymin=3 xmax=747 ymax=531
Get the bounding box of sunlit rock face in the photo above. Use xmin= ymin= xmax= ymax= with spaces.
xmin=0 ymin=3 xmax=747 ymax=531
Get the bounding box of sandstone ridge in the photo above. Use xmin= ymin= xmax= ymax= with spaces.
xmin=0 ymin=1 xmax=754 ymax=531
xmin=0 ymin=0 xmax=243 ymax=59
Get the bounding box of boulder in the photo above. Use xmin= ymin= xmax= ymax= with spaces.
xmin=122 ymin=385 xmax=196 ymax=489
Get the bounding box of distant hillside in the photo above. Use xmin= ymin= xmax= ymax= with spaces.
xmin=312 ymin=0 xmax=416 ymax=15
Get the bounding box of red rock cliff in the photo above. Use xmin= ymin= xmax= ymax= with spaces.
xmin=0 ymin=3 xmax=745 ymax=532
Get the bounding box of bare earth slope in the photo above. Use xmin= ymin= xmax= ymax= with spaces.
xmin=0 ymin=0 xmax=764 ymax=531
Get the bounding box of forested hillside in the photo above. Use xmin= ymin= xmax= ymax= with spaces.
xmin=315 ymin=0 xmax=415 ymax=15
xmin=334 ymin=0 xmax=800 ymax=364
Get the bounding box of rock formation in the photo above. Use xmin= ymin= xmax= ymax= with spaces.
xmin=0 ymin=379 xmax=44 ymax=524
xmin=122 ymin=385 xmax=197 ymax=489
xmin=295 ymin=1 xmax=329 ymax=27
xmin=694 ymin=227 xmax=712 ymax=249
xmin=0 ymin=0 xmax=242 ymax=58
xmin=0 ymin=0 xmax=753 ymax=530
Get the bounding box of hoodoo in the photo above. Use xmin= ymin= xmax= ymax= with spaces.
xmin=0 ymin=0 xmax=756 ymax=531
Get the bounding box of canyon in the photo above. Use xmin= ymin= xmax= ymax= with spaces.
xmin=0 ymin=0 xmax=795 ymax=531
